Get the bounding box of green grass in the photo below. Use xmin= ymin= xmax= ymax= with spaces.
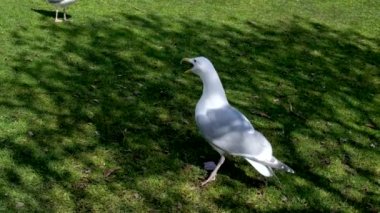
xmin=0 ymin=0 xmax=379 ymax=212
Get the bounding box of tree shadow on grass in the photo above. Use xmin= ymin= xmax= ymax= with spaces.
xmin=1 ymin=12 xmax=379 ymax=211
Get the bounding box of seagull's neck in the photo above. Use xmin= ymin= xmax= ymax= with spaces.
xmin=198 ymin=70 xmax=228 ymax=110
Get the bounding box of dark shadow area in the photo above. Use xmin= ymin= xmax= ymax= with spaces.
xmin=32 ymin=9 xmax=72 ymax=20
xmin=1 ymin=11 xmax=379 ymax=212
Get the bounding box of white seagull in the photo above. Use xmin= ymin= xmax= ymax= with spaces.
xmin=182 ymin=56 xmax=294 ymax=186
xmin=47 ymin=0 xmax=76 ymax=22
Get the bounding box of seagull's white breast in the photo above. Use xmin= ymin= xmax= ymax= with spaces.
xmin=195 ymin=94 xmax=227 ymax=116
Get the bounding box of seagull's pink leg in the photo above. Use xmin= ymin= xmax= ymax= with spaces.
xmin=55 ymin=9 xmax=62 ymax=22
xmin=201 ymin=155 xmax=225 ymax=186
xmin=63 ymin=8 xmax=67 ymax=21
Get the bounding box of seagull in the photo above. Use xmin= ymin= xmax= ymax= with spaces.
xmin=182 ymin=56 xmax=294 ymax=186
xmin=47 ymin=0 xmax=76 ymax=22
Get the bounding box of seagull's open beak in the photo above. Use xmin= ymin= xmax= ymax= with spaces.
xmin=181 ymin=58 xmax=193 ymax=73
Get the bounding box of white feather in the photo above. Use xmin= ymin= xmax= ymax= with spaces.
xmin=245 ymin=158 xmax=273 ymax=177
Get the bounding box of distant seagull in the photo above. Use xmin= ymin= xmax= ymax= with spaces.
xmin=47 ymin=0 xmax=76 ymax=22
xmin=182 ymin=56 xmax=294 ymax=186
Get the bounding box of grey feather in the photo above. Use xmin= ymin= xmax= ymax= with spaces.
xmin=196 ymin=106 xmax=270 ymax=157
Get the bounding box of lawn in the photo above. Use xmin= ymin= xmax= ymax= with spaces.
xmin=0 ymin=0 xmax=379 ymax=212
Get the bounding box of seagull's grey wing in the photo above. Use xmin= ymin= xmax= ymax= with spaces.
xmin=196 ymin=105 xmax=272 ymax=159
xmin=196 ymin=105 xmax=253 ymax=140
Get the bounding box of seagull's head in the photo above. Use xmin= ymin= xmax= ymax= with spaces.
xmin=181 ymin=56 xmax=215 ymax=77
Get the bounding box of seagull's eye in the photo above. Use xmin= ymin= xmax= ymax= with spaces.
xmin=194 ymin=59 xmax=197 ymax=63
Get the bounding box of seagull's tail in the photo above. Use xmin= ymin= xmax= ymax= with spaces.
xmin=267 ymin=157 xmax=295 ymax=174
xmin=245 ymin=157 xmax=294 ymax=176
xmin=245 ymin=158 xmax=274 ymax=177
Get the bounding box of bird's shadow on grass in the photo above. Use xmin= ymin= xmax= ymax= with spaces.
xmin=32 ymin=9 xmax=72 ymax=20
xmin=1 ymin=11 xmax=379 ymax=212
